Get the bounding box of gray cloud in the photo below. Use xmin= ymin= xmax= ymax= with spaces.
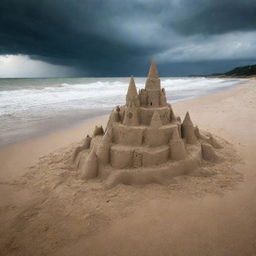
xmin=171 ymin=0 xmax=256 ymax=35
xmin=0 ymin=0 xmax=256 ymax=76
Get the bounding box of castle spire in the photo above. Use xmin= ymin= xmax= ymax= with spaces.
xmin=169 ymin=128 xmax=187 ymax=160
xmin=126 ymin=76 xmax=138 ymax=98
xmin=183 ymin=112 xmax=193 ymax=126
xmin=96 ymin=132 xmax=111 ymax=164
xmin=181 ymin=112 xmax=197 ymax=144
xmin=145 ymin=60 xmax=161 ymax=91
xmin=147 ymin=60 xmax=159 ymax=79
xmin=126 ymin=76 xmax=140 ymax=107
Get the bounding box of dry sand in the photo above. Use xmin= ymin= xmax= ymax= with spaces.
xmin=0 ymin=80 xmax=256 ymax=256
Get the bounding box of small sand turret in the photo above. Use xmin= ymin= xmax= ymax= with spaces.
xmin=74 ymin=61 xmax=223 ymax=187
xmin=169 ymin=128 xmax=187 ymax=160
xmin=140 ymin=60 xmax=166 ymax=107
xmin=182 ymin=112 xmax=197 ymax=144
xmin=160 ymin=88 xmax=167 ymax=106
xmin=170 ymin=107 xmax=177 ymax=122
xmin=96 ymin=131 xmax=111 ymax=164
xmin=80 ymin=150 xmax=98 ymax=179
xmin=106 ymin=107 xmax=120 ymax=130
xmin=93 ymin=125 xmax=104 ymax=137
xmin=72 ymin=135 xmax=91 ymax=163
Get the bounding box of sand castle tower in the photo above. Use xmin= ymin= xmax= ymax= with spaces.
xmin=73 ymin=61 xmax=222 ymax=187
xmin=182 ymin=112 xmax=197 ymax=144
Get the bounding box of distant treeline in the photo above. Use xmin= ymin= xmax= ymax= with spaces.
xmin=210 ymin=64 xmax=256 ymax=77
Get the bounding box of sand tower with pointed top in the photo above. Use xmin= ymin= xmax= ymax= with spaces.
xmin=73 ymin=61 xmax=222 ymax=187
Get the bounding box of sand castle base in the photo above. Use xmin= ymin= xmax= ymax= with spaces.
xmin=99 ymin=144 xmax=202 ymax=188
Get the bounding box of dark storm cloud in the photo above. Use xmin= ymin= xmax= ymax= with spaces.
xmin=0 ymin=0 xmax=256 ymax=76
xmin=171 ymin=0 xmax=256 ymax=35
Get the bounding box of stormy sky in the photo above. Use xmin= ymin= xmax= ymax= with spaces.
xmin=0 ymin=0 xmax=256 ymax=77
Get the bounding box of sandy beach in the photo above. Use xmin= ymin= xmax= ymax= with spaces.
xmin=0 ymin=79 xmax=256 ymax=256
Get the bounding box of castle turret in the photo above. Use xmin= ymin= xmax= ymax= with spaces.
xmin=80 ymin=150 xmax=98 ymax=179
xmin=169 ymin=128 xmax=187 ymax=160
xmin=144 ymin=61 xmax=162 ymax=107
xmin=123 ymin=101 xmax=139 ymax=126
xmin=72 ymin=135 xmax=92 ymax=163
xmin=160 ymin=88 xmax=167 ymax=106
xmin=170 ymin=106 xmax=177 ymax=122
xmin=150 ymin=111 xmax=162 ymax=128
xmin=181 ymin=112 xmax=197 ymax=144
xmin=96 ymin=130 xmax=111 ymax=164
xmin=93 ymin=125 xmax=104 ymax=137
xmin=106 ymin=107 xmax=121 ymax=130
xmin=147 ymin=60 xmax=159 ymax=80
xmin=145 ymin=60 xmax=161 ymax=90
xmin=126 ymin=76 xmax=139 ymax=107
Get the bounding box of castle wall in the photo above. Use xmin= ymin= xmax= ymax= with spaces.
xmin=110 ymin=146 xmax=133 ymax=169
xmin=123 ymin=104 xmax=139 ymax=126
xmin=110 ymin=145 xmax=170 ymax=169
xmin=112 ymin=125 xmax=144 ymax=146
xmin=96 ymin=144 xmax=110 ymax=164
xmin=140 ymin=106 xmax=171 ymax=125
xmin=139 ymin=89 xmax=147 ymax=106
xmin=144 ymin=126 xmax=176 ymax=147
xmin=169 ymin=140 xmax=187 ymax=160
xmin=145 ymin=78 xmax=161 ymax=90
xmin=147 ymin=90 xmax=160 ymax=107
xmin=182 ymin=125 xmax=197 ymax=144
xmin=145 ymin=128 xmax=167 ymax=147
xmin=142 ymin=146 xmax=169 ymax=167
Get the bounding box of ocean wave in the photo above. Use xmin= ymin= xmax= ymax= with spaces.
xmin=0 ymin=77 xmax=246 ymax=117
xmin=0 ymin=77 xmax=247 ymax=147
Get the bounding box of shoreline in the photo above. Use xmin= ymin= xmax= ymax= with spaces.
xmin=0 ymin=111 xmax=110 ymax=150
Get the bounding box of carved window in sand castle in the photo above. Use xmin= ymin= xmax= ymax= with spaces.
xmin=128 ymin=112 xmax=133 ymax=119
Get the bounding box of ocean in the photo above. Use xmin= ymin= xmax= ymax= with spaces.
xmin=0 ymin=77 xmax=246 ymax=148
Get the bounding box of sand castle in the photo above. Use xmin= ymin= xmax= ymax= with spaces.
xmin=73 ymin=61 xmax=222 ymax=187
